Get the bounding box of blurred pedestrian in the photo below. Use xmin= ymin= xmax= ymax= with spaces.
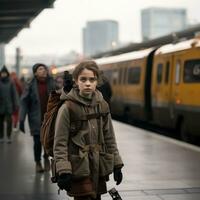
xmin=53 ymin=60 xmax=123 ymax=200
xmin=97 ymin=71 xmax=112 ymax=106
xmin=63 ymin=70 xmax=73 ymax=93
xmin=55 ymin=75 xmax=64 ymax=94
xmin=19 ymin=63 xmax=55 ymax=173
xmin=0 ymin=66 xmax=19 ymax=143
xmin=19 ymin=76 xmax=26 ymax=91
xmin=10 ymin=72 xmax=23 ymax=131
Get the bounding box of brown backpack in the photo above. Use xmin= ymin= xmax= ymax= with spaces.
xmin=40 ymin=91 xmax=64 ymax=157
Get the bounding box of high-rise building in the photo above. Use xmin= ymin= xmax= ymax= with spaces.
xmin=83 ymin=20 xmax=119 ymax=57
xmin=141 ymin=7 xmax=187 ymax=41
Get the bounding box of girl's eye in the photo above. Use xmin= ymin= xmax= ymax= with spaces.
xmin=80 ymin=77 xmax=97 ymax=82
xmin=80 ymin=77 xmax=87 ymax=82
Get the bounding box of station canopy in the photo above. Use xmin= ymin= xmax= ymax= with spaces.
xmin=0 ymin=0 xmax=56 ymax=43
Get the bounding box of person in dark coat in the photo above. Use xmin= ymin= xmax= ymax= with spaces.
xmin=19 ymin=63 xmax=55 ymax=173
xmin=97 ymin=71 xmax=112 ymax=106
xmin=0 ymin=66 xmax=19 ymax=143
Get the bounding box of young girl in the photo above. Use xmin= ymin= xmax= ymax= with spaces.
xmin=53 ymin=60 xmax=123 ymax=200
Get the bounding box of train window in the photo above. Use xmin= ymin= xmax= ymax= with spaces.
xmin=175 ymin=60 xmax=181 ymax=84
xmin=165 ymin=61 xmax=170 ymax=84
xmin=127 ymin=67 xmax=141 ymax=84
xmin=184 ymin=59 xmax=200 ymax=83
xmin=103 ymin=70 xmax=112 ymax=80
xmin=103 ymin=70 xmax=112 ymax=83
xmin=113 ymin=70 xmax=119 ymax=85
xmin=119 ymin=67 xmax=124 ymax=84
xmin=157 ymin=63 xmax=163 ymax=84
xmin=123 ymin=67 xmax=127 ymax=84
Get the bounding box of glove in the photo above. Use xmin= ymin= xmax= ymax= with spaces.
xmin=57 ymin=173 xmax=72 ymax=191
xmin=113 ymin=168 xmax=123 ymax=185
xmin=19 ymin=121 xmax=25 ymax=133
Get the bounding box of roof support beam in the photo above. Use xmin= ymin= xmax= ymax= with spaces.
xmin=0 ymin=0 xmax=54 ymax=13
xmin=0 ymin=0 xmax=56 ymax=43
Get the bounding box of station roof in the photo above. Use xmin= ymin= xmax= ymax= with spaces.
xmin=155 ymin=37 xmax=200 ymax=55
xmin=0 ymin=0 xmax=56 ymax=43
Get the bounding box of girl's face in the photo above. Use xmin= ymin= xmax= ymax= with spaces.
xmin=75 ymin=68 xmax=97 ymax=97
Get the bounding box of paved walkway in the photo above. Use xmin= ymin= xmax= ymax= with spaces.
xmin=0 ymin=120 xmax=200 ymax=200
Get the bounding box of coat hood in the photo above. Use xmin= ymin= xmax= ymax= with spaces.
xmin=60 ymin=88 xmax=104 ymax=106
xmin=0 ymin=65 xmax=10 ymax=77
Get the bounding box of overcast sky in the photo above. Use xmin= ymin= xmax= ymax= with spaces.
xmin=5 ymin=0 xmax=200 ymax=56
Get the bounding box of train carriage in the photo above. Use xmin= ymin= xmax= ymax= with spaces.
xmin=96 ymin=48 xmax=155 ymax=121
xmin=152 ymin=38 xmax=200 ymax=141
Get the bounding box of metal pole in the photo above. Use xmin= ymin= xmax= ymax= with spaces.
xmin=15 ymin=47 xmax=20 ymax=76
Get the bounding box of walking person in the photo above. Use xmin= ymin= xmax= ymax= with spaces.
xmin=19 ymin=63 xmax=55 ymax=173
xmin=0 ymin=66 xmax=19 ymax=143
xmin=53 ymin=60 xmax=123 ymax=200
xmin=55 ymin=75 xmax=64 ymax=94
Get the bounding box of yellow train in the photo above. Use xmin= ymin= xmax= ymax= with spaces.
xmin=57 ymin=37 xmax=200 ymax=142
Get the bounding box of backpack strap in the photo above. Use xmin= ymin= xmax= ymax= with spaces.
xmin=64 ymin=100 xmax=83 ymax=135
xmin=97 ymin=100 xmax=110 ymax=152
xmin=64 ymin=100 xmax=109 ymax=137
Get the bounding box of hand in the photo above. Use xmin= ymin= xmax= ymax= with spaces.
xmin=57 ymin=173 xmax=72 ymax=191
xmin=113 ymin=168 xmax=123 ymax=185
xmin=19 ymin=121 xmax=25 ymax=133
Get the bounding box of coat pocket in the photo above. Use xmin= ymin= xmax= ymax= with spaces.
xmin=69 ymin=152 xmax=90 ymax=178
xmin=99 ymin=152 xmax=114 ymax=177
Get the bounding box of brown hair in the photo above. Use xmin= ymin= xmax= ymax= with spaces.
xmin=72 ymin=60 xmax=100 ymax=81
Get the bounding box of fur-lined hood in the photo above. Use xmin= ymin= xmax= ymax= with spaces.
xmin=60 ymin=88 xmax=104 ymax=107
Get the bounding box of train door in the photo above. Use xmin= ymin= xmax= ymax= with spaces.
xmin=169 ymin=54 xmax=182 ymax=128
xmin=151 ymin=53 xmax=172 ymax=127
xmin=155 ymin=62 xmax=165 ymax=125
xmin=151 ymin=54 xmax=165 ymax=125
xmin=125 ymin=60 xmax=144 ymax=120
xmin=155 ymin=54 xmax=173 ymax=127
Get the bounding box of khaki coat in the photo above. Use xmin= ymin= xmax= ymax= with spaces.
xmin=53 ymin=88 xmax=123 ymax=197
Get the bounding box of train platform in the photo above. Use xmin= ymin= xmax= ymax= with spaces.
xmin=0 ymin=120 xmax=200 ymax=200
